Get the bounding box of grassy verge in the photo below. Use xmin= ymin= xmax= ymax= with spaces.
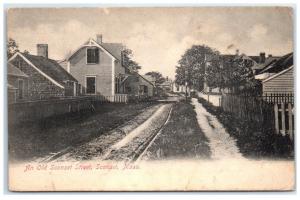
xmin=145 ymin=100 xmax=211 ymax=160
xmin=9 ymin=102 xmax=157 ymax=161
xmin=197 ymin=97 xmax=294 ymax=159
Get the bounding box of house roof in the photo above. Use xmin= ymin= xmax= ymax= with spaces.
xmin=142 ymin=75 xmax=156 ymax=83
xmin=101 ymin=43 xmax=124 ymax=61
xmin=252 ymin=56 xmax=279 ymax=70
xmin=259 ymin=52 xmax=293 ymax=74
xmin=67 ymin=38 xmax=123 ymax=62
xmin=9 ymin=52 xmax=78 ymax=89
xmin=262 ymin=66 xmax=293 ymax=83
xmin=7 ymin=63 xmax=29 ymax=78
xmin=140 ymin=75 xmax=155 ymax=86
xmin=22 ymin=53 xmax=78 ymax=84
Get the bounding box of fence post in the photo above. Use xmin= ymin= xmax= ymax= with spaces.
xmin=281 ymin=102 xmax=286 ymax=136
xmin=288 ymin=103 xmax=293 ymax=140
xmin=274 ymin=104 xmax=279 ymax=134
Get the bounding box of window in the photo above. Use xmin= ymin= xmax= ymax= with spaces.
xmin=18 ymin=79 xmax=24 ymax=99
xmin=87 ymin=48 xmax=99 ymax=64
xmin=144 ymin=86 xmax=148 ymax=94
xmin=86 ymin=76 xmax=96 ymax=94
xmin=139 ymin=85 xmax=148 ymax=95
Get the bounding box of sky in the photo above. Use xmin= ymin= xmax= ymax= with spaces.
xmin=7 ymin=7 xmax=293 ymax=79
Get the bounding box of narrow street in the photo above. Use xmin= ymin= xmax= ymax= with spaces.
xmin=44 ymin=95 xmax=243 ymax=163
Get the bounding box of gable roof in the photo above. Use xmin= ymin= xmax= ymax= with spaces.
xmin=252 ymin=56 xmax=279 ymax=70
xmin=262 ymin=66 xmax=293 ymax=83
xmin=66 ymin=38 xmax=120 ymax=62
xmin=9 ymin=52 xmax=77 ymax=88
xmin=139 ymin=74 xmax=155 ymax=86
xmin=142 ymin=75 xmax=156 ymax=83
xmin=8 ymin=63 xmax=29 ymax=78
xmin=260 ymin=52 xmax=293 ymax=74
xmin=133 ymin=72 xmax=155 ymax=87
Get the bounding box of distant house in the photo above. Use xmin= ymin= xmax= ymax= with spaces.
xmin=255 ymin=53 xmax=293 ymax=95
xmin=172 ymin=83 xmax=189 ymax=93
xmin=142 ymin=75 xmax=156 ymax=86
xmin=64 ymin=34 xmax=153 ymax=100
xmin=125 ymin=73 xmax=155 ymax=97
xmin=158 ymin=77 xmax=173 ymax=92
xmin=7 ymin=63 xmax=29 ymax=103
xmin=252 ymin=54 xmax=280 ymax=75
xmin=8 ymin=44 xmax=78 ymax=100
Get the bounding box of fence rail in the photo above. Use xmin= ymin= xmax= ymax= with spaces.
xmin=220 ymin=93 xmax=294 ymax=140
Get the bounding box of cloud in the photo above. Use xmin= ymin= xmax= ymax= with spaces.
xmin=7 ymin=8 xmax=293 ymax=79
xmin=249 ymin=24 xmax=268 ymax=39
xmin=8 ymin=20 xmax=96 ymax=59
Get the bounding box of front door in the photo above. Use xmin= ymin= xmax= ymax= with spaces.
xmin=86 ymin=76 xmax=96 ymax=94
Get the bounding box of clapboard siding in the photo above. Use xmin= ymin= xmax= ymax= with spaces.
xmin=263 ymin=67 xmax=294 ymax=94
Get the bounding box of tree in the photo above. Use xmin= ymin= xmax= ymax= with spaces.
xmin=205 ymin=55 xmax=224 ymax=89
xmin=206 ymin=55 xmax=261 ymax=94
xmin=23 ymin=50 xmax=30 ymax=55
xmin=7 ymin=38 xmax=30 ymax=59
xmin=122 ymin=48 xmax=141 ymax=73
xmin=7 ymin=38 xmax=19 ymax=59
xmin=175 ymin=45 xmax=219 ymax=90
xmin=145 ymin=71 xmax=166 ymax=84
xmin=225 ymin=58 xmax=261 ymax=94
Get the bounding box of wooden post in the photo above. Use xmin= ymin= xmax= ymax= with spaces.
xmin=288 ymin=103 xmax=293 ymax=140
xmin=281 ymin=102 xmax=286 ymax=136
xmin=274 ymin=104 xmax=279 ymax=134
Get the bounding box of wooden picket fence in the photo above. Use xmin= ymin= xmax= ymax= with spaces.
xmin=221 ymin=93 xmax=294 ymax=140
xmin=93 ymin=94 xmax=129 ymax=103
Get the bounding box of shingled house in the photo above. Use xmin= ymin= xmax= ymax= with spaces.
xmin=7 ymin=63 xmax=29 ymax=103
xmin=8 ymin=44 xmax=78 ymax=100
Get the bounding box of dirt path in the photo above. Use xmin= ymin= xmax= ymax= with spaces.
xmin=49 ymin=103 xmax=172 ymax=162
xmin=191 ymin=98 xmax=244 ymax=160
xmin=103 ymin=104 xmax=173 ymax=161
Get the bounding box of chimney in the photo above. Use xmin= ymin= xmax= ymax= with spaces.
xmin=37 ymin=44 xmax=48 ymax=58
xmin=235 ymin=49 xmax=239 ymax=56
xmin=96 ymin=34 xmax=102 ymax=44
xmin=259 ymin=52 xmax=266 ymax=63
xmin=268 ymin=54 xmax=272 ymax=58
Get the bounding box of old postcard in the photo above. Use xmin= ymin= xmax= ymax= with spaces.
xmin=6 ymin=7 xmax=294 ymax=191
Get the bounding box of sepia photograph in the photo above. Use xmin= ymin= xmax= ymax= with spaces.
xmin=5 ymin=6 xmax=295 ymax=191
